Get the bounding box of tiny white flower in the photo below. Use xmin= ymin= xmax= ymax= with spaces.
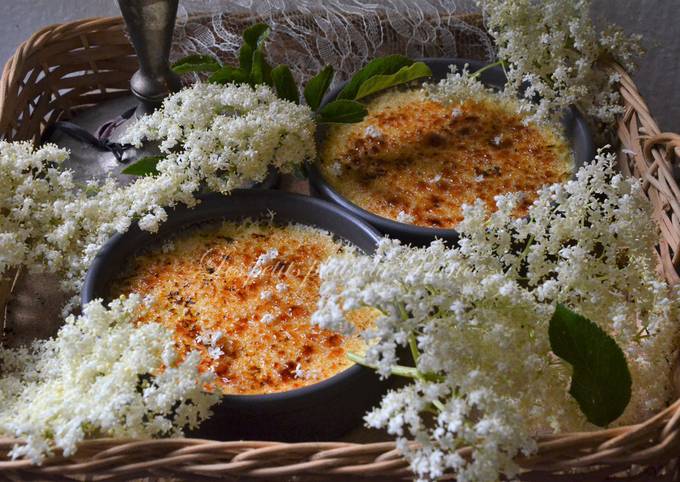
xmin=276 ymin=282 xmax=288 ymax=293
xmin=207 ymin=346 xmax=224 ymax=359
xmin=249 ymin=248 xmax=279 ymax=278
xmin=294 ymin=363 xmax=306 ymax=379
xmin=396 ymin=211 xmax=414 ymax=223
xmin=364 ymin=125 xmax=383 ymax=139
xmin=260 ymin=313 xmax=275 ymax=324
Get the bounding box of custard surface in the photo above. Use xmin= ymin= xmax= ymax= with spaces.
xmin=320 ymin=89 xmax=573 ymax=228
xmin=112 ymin=220 xmax=371 ymax=395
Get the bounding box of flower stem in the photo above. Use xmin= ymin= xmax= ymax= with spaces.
xmin=347 ymin=351 xmax=445 ymax=383
xmin=408 ymin=332 xmax=420 ymax=364
xmin=471 ymin=60 xmax=505 ymax=79
xmin=347 ymin=351 xmax=421 ymax=379
xmin=520 ymin=234 xmax=535 ymax=261
xmin=432 ymin=399 xmax=445 ymax=412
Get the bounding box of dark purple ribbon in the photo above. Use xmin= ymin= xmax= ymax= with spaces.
xmin=45 ymin=106 xmax=137 ymax=163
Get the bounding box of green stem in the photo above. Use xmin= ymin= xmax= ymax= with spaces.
xmin=347 ymin=352 xmax=421 ymax=379
xmin=471 ymin=60 xmax=505 ymax=79
xmin=408 ymin=332 xmax=420 ymax=365
xmin=520 ymin=234 xmax=535 ymax=262
xmin=347 ymin=351 xmax=445 ymax=383
xmin=432 ymin=399 xmax=445 ymax=412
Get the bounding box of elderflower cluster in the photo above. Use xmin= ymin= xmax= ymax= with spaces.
xmin=0 ymin=142 xmax=73 ymax=275
xmin=477 ymin=0 xmax=643 ymax=126
xmin=0 ymin=83 xmax=316 ymax=304
xmin=312 ymin=150 xmax=680 ymax=481
xmin=0 ymin=295 xmax=219 ymax=462
xmin=424 ymin=64 xmax=528 ymax=124
xmin=0 ymin=142 xmax=198 ymax=304
xmin=122 ymin=82 xmax=316 ymax=193
xmin=424 ymin=64 xmax=501 ymax=107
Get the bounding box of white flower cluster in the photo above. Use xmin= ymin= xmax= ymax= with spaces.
xmin=0 ymin=83 xmax=315 ymax=304
xmin=0 ymin=295 xmax=219 ymax=462
xmin=0 ymin=142 xmax=71 ymax=275
xmin=312 ymin=150 xmax=680 ymax=481
xmin=195 ymin=329 xmax=225 ymax=359
xmin=424 ymin=64 xmax=527 ymax=123
xmin=122 ymin=82 xmax=316 ymax=193
xmin=0 ymin=141 xmax=198 ymax=304
xmin=477 ymin=0 xmax=643 ymax=126
xmin=424 ymin=64 xmax=499 ymax=107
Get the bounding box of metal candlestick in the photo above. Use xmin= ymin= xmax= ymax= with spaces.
xmin=118 ymin=0 xmax=182 ymax=111
xmin=47 ymin=0 xmax=182 ymax=183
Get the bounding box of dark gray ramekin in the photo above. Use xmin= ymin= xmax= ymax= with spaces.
xmin=81 ymin=190 xmax=388 ymax=441
xmin=309 ymin=58 xmax=596 ymax=246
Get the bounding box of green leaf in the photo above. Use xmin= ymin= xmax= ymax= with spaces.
xmin=121 ymin=156 xmax=163 ymax=177
xmin=317 ymin=99 xmax=367 ymax=124
xmin=549 ymin=304 xmax=632 ymax=427
xmin=271 ymin=65 xmax=299 ymax=103
xmin=171 ymin=54 xmax=221 ymax=73
xmin=238 ymin=43 xmax=253 ymax=74
xmin=337 ymin=54 xmax=414 ymax=100
xmin=239 ymin=24 xmax=270 ymax=80
xmin=208 ymin=65 xmax=250 ymax=85
xmin=250 ymin=49 xmax=273 ymax=86
xmin=304 ymin=65 xmax=334 ymax=111
xmin=243 ymin=23 xmax=270 ymax=50
xmin=355 ymin=62 xmax=432 ymax=100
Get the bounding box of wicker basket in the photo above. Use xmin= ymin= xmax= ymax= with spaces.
xmin=1 ymin=15 xmax=680 ymax=482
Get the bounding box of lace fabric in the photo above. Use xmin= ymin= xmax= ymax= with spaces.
xmin=172 ymin=0 xmax=495 ymax=86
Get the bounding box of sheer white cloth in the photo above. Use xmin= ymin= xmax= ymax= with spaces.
xmin=172 ymin=0 xmax=494 ymax=86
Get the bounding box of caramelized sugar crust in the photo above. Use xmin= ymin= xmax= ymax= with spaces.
xmin=320 ymin=89 xmax=573 ymax=228
xmin=112 ymin=221 xmax=371 ymax=395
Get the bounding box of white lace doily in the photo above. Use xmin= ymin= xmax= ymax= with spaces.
xmin=172 ymin=0 xmax=495 ymax=87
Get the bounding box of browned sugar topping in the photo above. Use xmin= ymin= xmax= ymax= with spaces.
xmin=111 ymin=221 xmax=372 ymax=395
xmin=320 ymin=90 xmax=572 ymax=228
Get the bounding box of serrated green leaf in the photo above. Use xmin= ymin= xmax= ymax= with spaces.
xmin=250 ymin=50 xmax=272 ymax=86
xmin=171 ymin=54 xmax=221 ymax=74
xmin=549 ymin=304 xmax=632 ymax=427
xmin=271 ymin=65 xmax=299 ymax=103
xmin=243 ymin=23 xmax=270 ymax=50
xmin=121 ymin=156 xmax=162 ymax=176
xmin=304 ymin=65 xmax=334 ymax=111
xmin=317 ymin=99 xmax=367 ymax=124
xmin=208 ymin=65 xmax=250 ymax=85
xmin=355 ymin=62 xmax=432 ymax=100
xmin=337 ymin=54 xmax=414 ymax=100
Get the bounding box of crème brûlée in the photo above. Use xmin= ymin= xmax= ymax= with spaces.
xmin=319 ymin=89 xmax=573 ymax=228
xmin=111 ymin=220 xmax=373 ymax=395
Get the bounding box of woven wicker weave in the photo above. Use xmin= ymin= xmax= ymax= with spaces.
xmin=1 ymin=15 xmax=680 ymax=482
